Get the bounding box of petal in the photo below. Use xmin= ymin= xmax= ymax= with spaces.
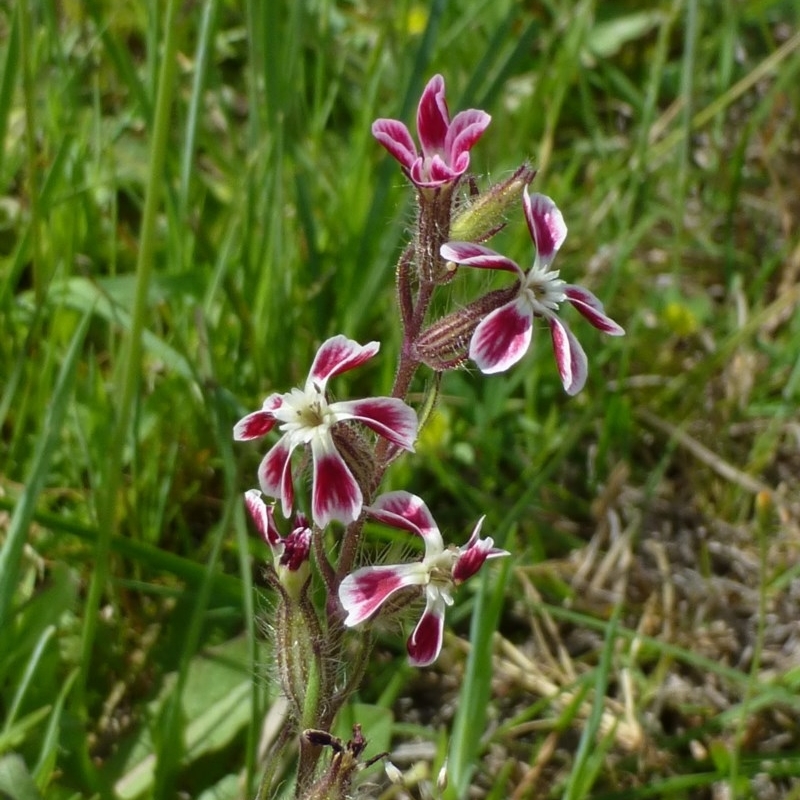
xmin=549 ymin=316 xmax=588 ymax=395
xmin=258 ymin=437 xmax=296 ymax=518
xmin=310 ymin=437 xmax=363 ymax=527
xmin=416 ymin=74 xmax=449 ymax=155
xmin=365 ymin=491 xmax=444 ymax=552
xmin=233 ymin=408 xmax=276 ymax=440
xmin=407 ymin=599 xmax=446 ymax=667
xmin=449 ymin=150 xmax=471 ymax=177
xmin=233 ymin=394 xmax=284 ymax=440
xmin=408 ymin=156 xmax=458 ymax=189
xmin=292 ymin=511 xmax=310 ymax=532
xmin=445 ymin=108 xmax=491 ymax=164
xmin=281 ymin=526 xmax=311 ymax=571
xmin=424 ymin=155 xmax=459 ymax=185
xmin=244 ymin=489 xmax=282 ymax=549
xmin=440 ymin=241 xmax=522 ymax=275
xmin=565 ymin=286 xmax=625 ymax=336
xmin=372 ymin=119 xmax=418 ymax=169
xmin=339 ymin=562 xmax=428 ymax=626
xmin=332 ymin=397 xmax=418 ymax=451
xmin=523 ymin=188 xmax=567 ymax=266
xmin=453 ymin=517 xmax=510 ymax=583
xmin=307 ymin=335 xmax=379 ymax=392
xmin=469 ymin=297 xmax=533 ymax=374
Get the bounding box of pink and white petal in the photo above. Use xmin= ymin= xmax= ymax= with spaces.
xmin=445 ymin=109 xmax=491 ymax=163
xmin=332 ymin=397 xmax=418 ymax=451
xmin=425 ymin=155 xmax=460 ymax=185
xmin=366 ymin=491 xmax=443 ymax=547
xmin=281 ymin=526 xmax=311 ymax=571
xmin=523 ymin=189 xmax=567 ymax=265
xmin=450 ymin=150 xmax=471 ymax=177
xmin=460 ymin=515 xmax=486 ymax=550
xmin=244 ymin=489 xmax=282 ymax=548
xmin=407 ymin=600 xmax=446 ymax=667
xmin=258 ymin=437 xmax=296 ymax=518
xmin=233 ymin=408 xmax=277 ymax=440
xmin=565 ymin=286 xmax=625 ymax=335
xmin=416 ymin=74 xmax=449 ymax=155
xmin=339 ymin=562 xmax=428 ymax=627
xmin=407 ymin=158 xmax=430 ymax=187
xmin=453 ymin=518 xmax=510 ymax=583
xmin=307 ymin=335 xmax=380 ymax=391
xmin=469 ymin=298 xmax=533 ymax=374
xmin=408 ymin=156 xmax=458 ymax=189
xmin=310 ymin=437 xmax=363 ymax=527
xmin=371 ymin=119 xmax=418 ymax=169
xmin=549 ymin=316 xmax=588 ymax=396
xmin=440 ymin=242 xmax=523 ymax=275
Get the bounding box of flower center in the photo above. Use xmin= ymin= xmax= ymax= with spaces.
xmin=274 ymin=386 xmax=335 ymax=441
xmin=297 ymin=400 xmax=326 ymax=427
xmin=522 ymin=265 xmax=566 ymax=313
xmin=425 ymin=550 xmax=458 ymax=603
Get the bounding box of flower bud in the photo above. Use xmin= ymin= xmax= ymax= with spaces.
xmin=275 ymin=515 xmax=312 ymax=598
xmin=330 ymin=423 xmax=378 ymax=499
xmin=244 ymin=491 xmax=330 ymax=724
xmin=244 ymin=490 xmax=311 ymax=599
xmin=449 ymin=163 xmax=536 ymax=243
xmin=415 ymin=285 xmax=519 ymax=371
xmin=271 ymin=578 xmax=335 ymax=728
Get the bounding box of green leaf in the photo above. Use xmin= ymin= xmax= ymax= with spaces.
xmin=112 ymin=637 xmax=263 ymax=800
xmin=0 ymin=754 xmax=44 ymax=800
xmin=445 ymin=557 xmax=511 ymax=799
xmin=196 ymin=774 xmax=241 ymax=800
xmin=0 ymin=708 xmax=53 ymax=755
xmin=585 ymin=11 xmax=662 ymax=60
xmin=35 ymin=277 xmax=194 ymax=380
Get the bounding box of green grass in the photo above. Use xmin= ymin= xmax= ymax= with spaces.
xmin=2 ymin=0 xmax=800 ymax=798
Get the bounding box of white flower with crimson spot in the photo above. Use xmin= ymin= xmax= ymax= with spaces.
xmin=233 ymin=336 xmax=418 ymax=528
xmin=339 ymin=491 xmax=508 ymax=667
xmin=441 ymin=187 xmax=625 ymax=394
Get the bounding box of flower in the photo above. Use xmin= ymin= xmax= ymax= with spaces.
xmin=233 ymin=336 xmax=418 ymax=528
xmin=372 ymin=74 xmax=491 ymax=190
xmin=338 ymin=491 xmax=508 ymax=666
xmin=440 ymin=187 xmax=625 ymax=394
xmin=244 ymin=489 xmax=311 ymax=596
xmin=244 ymin=489 xmax=311 ymax=571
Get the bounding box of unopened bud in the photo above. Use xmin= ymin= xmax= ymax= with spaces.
xmin=273 ymin=592 xmax=320 ymax=720
xmin=331 ymin=423 xmax=377 ymax=499
xmin=275 ymin=520 xmax=312 ymax=599
xmin=244 ymin=490 xmax=312 ymax=600
xmin=415 ymin=285 xmax=519 ymax=372
xmin=449 ymin=163 xmax=536 ymax=243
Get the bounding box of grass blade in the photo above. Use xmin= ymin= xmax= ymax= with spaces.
xmin=77 ymin=0 xmax=184 ymax=707
xmin=0 ymin=311 xmax=90 ymax=627
xmin=445 ymin=556 xmax=512 ymax=798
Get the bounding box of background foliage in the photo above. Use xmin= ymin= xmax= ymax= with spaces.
xmin=1 ymin=0 xmax=799 ymax=798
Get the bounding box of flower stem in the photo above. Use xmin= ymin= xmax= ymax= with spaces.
xmin=313 ymin=525 xmax=337 ymax=594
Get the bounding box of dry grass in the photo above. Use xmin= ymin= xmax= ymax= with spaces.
xmin=377 ymin=438 xmax=800 ymax=798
